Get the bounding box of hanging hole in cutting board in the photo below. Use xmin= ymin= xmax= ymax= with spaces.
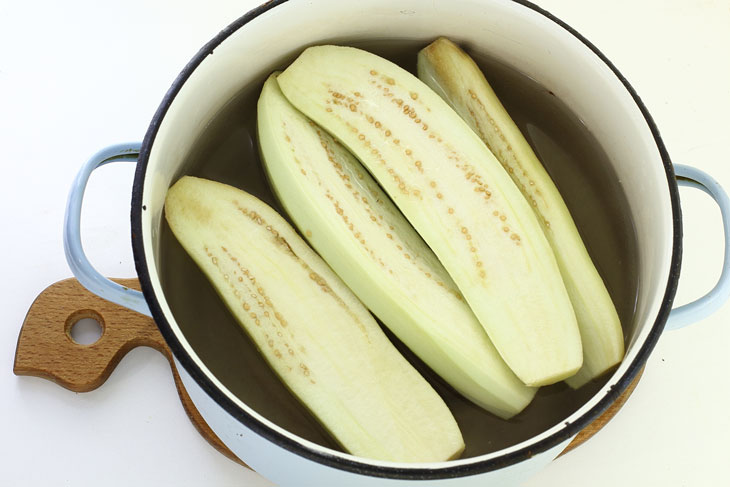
xmin=67 ymin=315 xmax=104 ymax=345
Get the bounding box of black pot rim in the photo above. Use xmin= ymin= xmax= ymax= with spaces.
xmin=130 ymin=0 xmax=682 ymax=480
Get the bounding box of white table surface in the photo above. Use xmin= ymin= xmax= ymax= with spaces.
xmin=2 ymin=0 xmax=728 ymax=485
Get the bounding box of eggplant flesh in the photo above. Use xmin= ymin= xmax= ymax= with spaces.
xmin=164 ymin=176 xmax=465 ymax=462
xmin=277 ymin=45 xmax=582 ymax=387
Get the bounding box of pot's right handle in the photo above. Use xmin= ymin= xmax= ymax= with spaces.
xmin=666 ymin=164 xmax=730 ymax=330
xmin=63 ymin=143 xmax=150 ymax=316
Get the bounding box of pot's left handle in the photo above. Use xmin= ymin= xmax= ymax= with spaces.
xmin=63 ymin=143 xmax=151 ymax=316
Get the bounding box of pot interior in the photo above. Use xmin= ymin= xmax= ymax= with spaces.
xmin=138 ymin=0 xmax=673 ymax=467
xmin=158 ymin=40 xmax=639 ymax=457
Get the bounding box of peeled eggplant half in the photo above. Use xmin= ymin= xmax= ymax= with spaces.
xmin=277 ymin=45 xmax=582 ymax=387
xmin=164 ymin=176 xmax=464 ymax=462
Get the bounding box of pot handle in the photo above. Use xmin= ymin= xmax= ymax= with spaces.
xmin=666 ymin=164 xmax=730 ymax=330
xmin=63 ymin=143 xmax=151 ymax=316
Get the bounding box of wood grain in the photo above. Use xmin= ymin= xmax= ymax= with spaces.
xmin=560 ymin=367 xmax=643 ymax=456
xmin=13 ymin=278 xmax=247 ymax=468
xmin=13 ymin=277 xmax=641 ymax=466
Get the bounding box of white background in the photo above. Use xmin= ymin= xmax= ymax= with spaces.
xmin=1 ymin=0 xmax=729 ymax=485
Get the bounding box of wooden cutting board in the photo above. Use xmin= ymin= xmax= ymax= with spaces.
xmin=13 ymin=278 xmax=641 ymax=467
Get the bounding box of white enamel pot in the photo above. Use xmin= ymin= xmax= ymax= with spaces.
xmin=62 ymin=0 xmax=730 ymax=485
